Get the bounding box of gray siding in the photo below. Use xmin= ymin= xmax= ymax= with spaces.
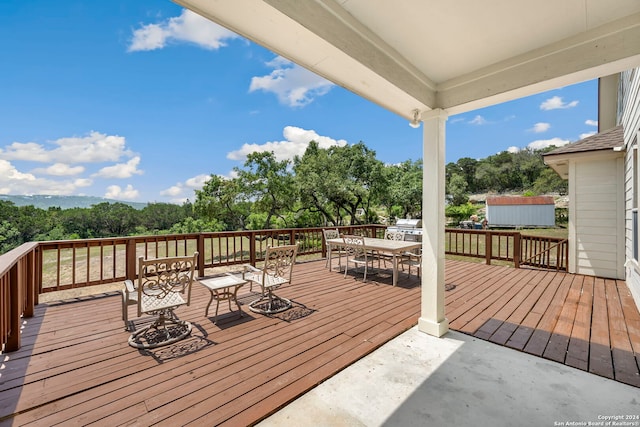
xmin=486 ymin=205 xmax=555 ymax=227
xmin=623 ymin=68 xmax=640 ymax=308
xmin=574 ymin=158 xmax=623 ymax=279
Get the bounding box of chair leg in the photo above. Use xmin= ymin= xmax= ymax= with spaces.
xmin=121 ymin=292 xmax=129 ymax=331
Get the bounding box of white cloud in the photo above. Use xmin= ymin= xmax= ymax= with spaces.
xmin=529 ymin=122 xmax=550 ymax=133
xmin=33 ymin=163 xmax=85 ymax=176
xmin=185 ymin=174 xmax=211 ymax=189
xmin=585 ymin=119 xmax=598 ymax=127
xmin=227 ymin=126 xmax=347 ymax=162
xmin=105 ymin=184 xmax=139 ymax=200
xmin=527 ymin=137 xmax=570 ymax=150
xmin=160 ymin=185 xmax=183 ymax=197
xmin=580 ymin=131 xmax=597 ymax=139
xmin=93 ymin=156 xmax=143 ymax=179
xmin=0 ymin=131 xmax=132 ymax=164
xmin=74 ymin=178 xmax=93 ymax=188
xmin=128 ymin=9 xmax=238 ymax=52
xmin=469 ymin=115 xmax=488 ymax=125
xmin=540 ymin=96 xmax=579 ymax=110
xmin=0 ymin=159 xmax=86 ymax=195
xmin=160 ymin=174 xmax=211 ymax=198
xmin=507 ymin=146 xmax=520 ymax=153
xmin=249 ymin=56 xmax=334 ymax=107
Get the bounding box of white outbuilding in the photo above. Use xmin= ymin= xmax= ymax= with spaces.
xmin=485 ymin=196 xmax=556 ymax=228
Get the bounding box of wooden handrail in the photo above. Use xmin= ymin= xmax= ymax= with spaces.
xmin=1 ymin=242 xmax=39 ymax=353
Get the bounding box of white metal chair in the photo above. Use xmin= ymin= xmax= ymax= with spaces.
xmin=124 ymin=252 xmax=197 ymax=349
xmin=342 ymin=234 xmax=377 ymax=282
xmin=243 ymin=243 xmax=299 ymax=314
xmin=376 ymin=229 xmax=406 ymax=268
xmin=323 ymin=228 xmax=346 ymax=271
xmin=399 ymin=249 xmax=422 ymax=278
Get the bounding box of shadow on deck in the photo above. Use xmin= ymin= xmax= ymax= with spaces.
xmin=0 ymin=259 xmax=638 ymax=425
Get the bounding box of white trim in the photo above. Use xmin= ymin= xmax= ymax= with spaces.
xmin=418 ymin=108 xmax=449 ymax=337
xmin=568 ymin=161 xmax=577 ymax=274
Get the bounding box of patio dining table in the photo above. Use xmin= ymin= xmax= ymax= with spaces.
xmin=326 ymin=237 xmax=422 ymax=286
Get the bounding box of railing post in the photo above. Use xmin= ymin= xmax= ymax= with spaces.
xmin=485 ymin=231 xmax=492 ymax=265
xmin=24 ymin=250 xmax=35 ymax=318
xmin=35 ymin=246 xmax=42 ymax=304
xmin=7 ymin=264 xmax=21 ymax=352
xmin=197 ymin=234 xmax=205 ymax=277
xmin=249 ymin=231 xmax=257 ymax=266
xmin=126 ymin=238 xmax=137 ymax=280
xmin=513 ymin=232 xmax=520 ymax=268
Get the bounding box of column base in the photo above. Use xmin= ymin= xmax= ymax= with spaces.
xmin=418 ymin=316 xmax=449 ymax=337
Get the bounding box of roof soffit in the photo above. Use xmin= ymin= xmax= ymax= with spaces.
xmin=175 ymin=0 xmax=640 ymax=120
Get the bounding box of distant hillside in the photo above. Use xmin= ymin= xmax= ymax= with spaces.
xmin=0 ymin=194 xmax=148 ymax=210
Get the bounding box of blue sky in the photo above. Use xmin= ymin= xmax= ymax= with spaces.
xmin=0 ymin=1 xmax=599 ymax=204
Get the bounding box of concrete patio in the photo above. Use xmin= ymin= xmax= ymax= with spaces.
xmin=259 ymin=327 xmax=640 ymax=426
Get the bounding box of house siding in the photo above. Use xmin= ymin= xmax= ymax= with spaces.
xmin=623 ymin=68 xmax=640 ymax=308
xmin=574 ymin=158 xmax=624 ymax=279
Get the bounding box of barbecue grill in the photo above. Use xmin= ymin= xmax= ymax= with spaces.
xmin=387 ymin=218 xmax=422 ymax=241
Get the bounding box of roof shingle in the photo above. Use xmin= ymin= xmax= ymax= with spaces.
xmin=544 ymin=125 xmax=624 ymax=156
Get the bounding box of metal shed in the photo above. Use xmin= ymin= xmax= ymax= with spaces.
xmin=486 ymin=196 xmax=555 ymax=228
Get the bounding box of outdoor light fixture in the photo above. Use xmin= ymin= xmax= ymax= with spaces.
xmin=409 ymin=109 xmax=421 ymax=128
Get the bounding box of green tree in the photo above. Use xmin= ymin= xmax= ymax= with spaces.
xmin=293 ymin=141 xmax=345 ymax=225
xmin=445 ymin=202 xmax=478 ymax=225
xmin=0 ymin=220 xmax=21 ymax=253
xmin=382 ymin=160 xmax=422 ymax=220
xmin=59 ymin=207 xmax=95 ymax=238
xmin=194 ymin=175 xmax=250 ymax=230
xmin=447 ymin=173 xmax=469 ymax=206
xmin=236 ymin=151 xmax=296 ymax=229
xmin=141 ymin=203 xmax=188 ymax=232
xmin=533 ymin=168 xmax=568 ymax=195
xmin=89 ymin=202 xmax=138 ymax=237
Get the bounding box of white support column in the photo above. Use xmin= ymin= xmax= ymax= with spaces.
xmin=418 ymin=108 xmax=449 ymax=337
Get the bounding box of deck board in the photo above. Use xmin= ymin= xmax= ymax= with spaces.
xmin=1 ymin=259 xmax=639 ymax=426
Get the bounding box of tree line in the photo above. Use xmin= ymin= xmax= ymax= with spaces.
xmin=0 ymin=141 xmax=566 ymax=254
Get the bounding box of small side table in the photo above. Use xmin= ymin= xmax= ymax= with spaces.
xmin=199 ymin=273 xmax=247 ymax=324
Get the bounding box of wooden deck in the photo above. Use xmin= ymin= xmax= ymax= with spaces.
xmin=1 ymin=259 xmax=639 ymax=426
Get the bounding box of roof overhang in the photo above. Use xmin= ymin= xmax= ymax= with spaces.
xmin=544 ymin=125 xmax=626 ymax=178
xmin=545 ymin=149 xmax=625 ymax=179
xmin=174 ymin=0 xmax=640 ymax=121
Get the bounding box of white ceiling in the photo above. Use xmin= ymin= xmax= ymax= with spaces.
xmin=175 ymin=0 xmax=640 ymax=121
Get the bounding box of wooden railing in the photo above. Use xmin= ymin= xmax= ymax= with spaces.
xmin=0 ymin=242 xmax=38 ymax=353
xmin=520 ymin=235 xmax=568 ymax=271
xmin=1 ymin=224 xmax=567 ymax=353
xmin=36 ymin=225 xmax=385 ymax=293
xmin=445 ymin=228 xmax=568 ymax=271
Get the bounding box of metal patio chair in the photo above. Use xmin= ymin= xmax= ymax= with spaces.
xmin=342 ymin=234 xmax=378 ymax=282
xmin=323 ymin=228 xmax=346 ymax=271
xmin=243 ymin=243 xmax=299 ymax=314
xmin=124 ymin=252 xmax=197 ymax=349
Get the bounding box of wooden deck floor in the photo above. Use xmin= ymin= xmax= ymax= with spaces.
xmin=1 ymin=259 xmax=639 ymax=426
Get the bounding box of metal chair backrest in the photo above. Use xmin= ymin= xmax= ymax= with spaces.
xmin=342 ymin=234 xmax=367 ymax=258
xmin=323 ymin=228 xmax=340 ymax=240
xmin=136 ymin=253 xmax=198 ymax=316
xmin=385 ymin=229 xmax=405 ymax=241
xmin=261 ymin=243 xmax=299 ymax=285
